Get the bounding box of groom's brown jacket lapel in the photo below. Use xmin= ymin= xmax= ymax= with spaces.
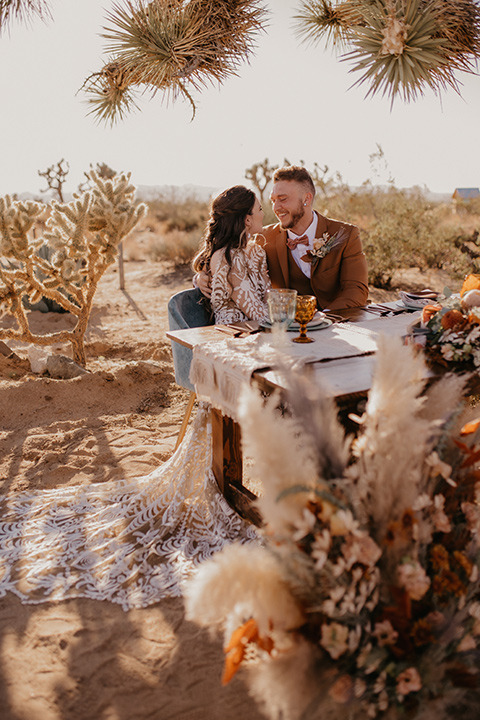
xmin=261 ymin=214 xmax=368 ymax=311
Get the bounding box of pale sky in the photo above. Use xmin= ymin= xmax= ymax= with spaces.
xmin=1 ymin=0 xmax=480 ymax=198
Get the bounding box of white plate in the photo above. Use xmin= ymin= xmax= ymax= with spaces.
xmin=261 ymin=315 xmax=332 ymax=332
xmin=263 ymin=311 xmax=326 ymax=328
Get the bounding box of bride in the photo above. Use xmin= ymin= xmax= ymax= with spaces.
xmin=0 ymin=186 xmax=271 ymax=611
xmin=192 ymin=185 xmax=271 ymax=324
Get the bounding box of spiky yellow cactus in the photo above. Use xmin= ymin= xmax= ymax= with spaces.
xmin=0 ymin=170 xmax=146 ymax=367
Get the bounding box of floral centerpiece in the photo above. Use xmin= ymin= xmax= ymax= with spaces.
xmin=417 ymin=274 xmax=480 ymax=369
xmin=186 ymin=336 xmax=480 ymax=720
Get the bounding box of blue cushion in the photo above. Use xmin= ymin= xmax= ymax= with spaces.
xmin=167 ymin=288 xmax=213 ymax=391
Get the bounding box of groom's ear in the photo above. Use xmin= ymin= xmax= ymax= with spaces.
xmin=304 ymin=192 xmax=313 ymax=207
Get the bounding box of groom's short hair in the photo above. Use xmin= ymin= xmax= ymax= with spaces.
xmin=273 ymin=166 xmax=316 ymax=197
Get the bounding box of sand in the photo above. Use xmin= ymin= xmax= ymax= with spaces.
xmin=0 ymin=259 xmax=265 ymax=720
xmin=0 ymin=258 xmax=455 ymax=720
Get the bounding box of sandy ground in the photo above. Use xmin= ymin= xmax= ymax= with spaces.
xmin=0 ymin=258 xmax=457 ymax=720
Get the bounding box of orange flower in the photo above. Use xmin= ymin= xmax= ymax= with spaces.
xmin=453 ymin=550 xmax=473 ymax=578
xmin=329 ymin=674 xmax=353 ymax=703
xmin=222 ymin=618 xmax=274 ymax=685
xmin=430 ymin=544 xmax=450 ymax=572
xmin=468 ymin=309 xmax=480 ymax=325
xmin=460 ymin=418 xmax=480 ymax=436
xmin=432 ymin=570 xmax=466 ymax=600
xmin=421 ymin=303 xmax=441 ymax=325
xmin=440 ymin=309 xmax=466 ymax=331
xmin=410 ymin=618 xmax=435 ymax=646
xmin=461 ymin=274 xmax=480 ymax=296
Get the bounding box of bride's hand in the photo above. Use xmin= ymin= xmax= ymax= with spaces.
xmin=194 ymin=270 xmax=212 ymax=299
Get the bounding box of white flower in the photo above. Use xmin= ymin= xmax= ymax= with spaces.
xmin=440 ymin=343 xmax=455 ymax=360
xmin=348 ymin=625 xmax=362 ymax=652
xmin=396 ymin=667 xmax=422 ymax=697
xmin=425 ymin=452 xmax=453 ymax=483
xmin=330 ymin=509 xmax=360 ymax=537
xmin=356 ymin=642 xmax=372 ymax=668
xmin=466 ymin=325 xmax=480 ymax=343
xmin=397 ymin=561 xmax=430 ymax=601
xmin=457 ymin=634 xmax=476 ymax=652
xmin=378 ymin=690 xmax=389 ymax=711
xmin=432 ymin=494 xmax=451 ymax=533
xmin=354 ymin=678 xmax=367 ymax=698
xmin=329 ymin=586 xmax=346 ymax=604
xmin=291 ymin=508 xmax=316 ymax=541
xmin=373 ymin=620 xmax=398 ymax=647
xmin=311 ymin=529 xmax=331 ymax=570
xmin=473 ymin=348 xmax=480 ymax=367
xmin=413 ymin=493 xmax=432 ymax=511
xmin=320 ymin=622 xmax=349 ymax=659
xmin=374 ymin=670 xmax=387 ymax=694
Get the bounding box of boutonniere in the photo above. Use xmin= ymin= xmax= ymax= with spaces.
xmin=300 ymin=227 xmax=348 ymax=266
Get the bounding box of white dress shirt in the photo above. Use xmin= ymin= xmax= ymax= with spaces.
xmin=286 ymin=212 xmax=318 ymax=279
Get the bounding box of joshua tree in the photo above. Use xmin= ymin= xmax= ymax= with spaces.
xmin=0 ymin=0 xmax=51 ymax=30
xmin=244 ymin=158 xmax=278 ymax=206
xmin=0 ymin=170 xmax=146 ymax=367
xmin=4 ymin=1 xmax=480 ymax=113
xmin=38 ymin=158 xmax=70 ymax=202
xmin=81 ymin=0 xmax=269 ymax=123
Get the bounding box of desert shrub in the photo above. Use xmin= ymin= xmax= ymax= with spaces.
xmin=148 ymin=228 xmax=201 ymax=266
xmin=146 ymin=188 xmax=209 ymax=233
xmin=453 ymin=196 xmax=480 ymax=215
xmin=0 ymin=170 xmax=146 ymax=366
xmin=319 ymin=184 xmax=476 ymax=289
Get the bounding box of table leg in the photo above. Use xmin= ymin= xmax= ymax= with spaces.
xmin=211 ymin=408 xmax=262 ymax=526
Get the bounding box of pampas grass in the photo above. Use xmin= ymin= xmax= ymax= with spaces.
xmin=185 ymin=543 xmax=304 ymax=636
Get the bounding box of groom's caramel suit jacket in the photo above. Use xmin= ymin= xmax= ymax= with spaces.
xmin=261 ymin=213 xmax=368 ymax=311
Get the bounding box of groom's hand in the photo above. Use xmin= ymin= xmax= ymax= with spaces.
xmin=194 ymin=270 xmax=212 ymax=298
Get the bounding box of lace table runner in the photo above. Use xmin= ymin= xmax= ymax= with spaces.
xmin=190 ymin=318 xmax=413 ymax=420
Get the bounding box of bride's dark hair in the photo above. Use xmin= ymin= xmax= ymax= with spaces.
xmin=192 ymin=185 xmax=256 ymax=272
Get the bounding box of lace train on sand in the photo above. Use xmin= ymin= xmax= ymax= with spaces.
xmin=0 ymin=404 xmax=258 ymax=610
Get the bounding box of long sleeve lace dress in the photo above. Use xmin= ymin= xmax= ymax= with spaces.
xmin=210 ymin=242 xmax=271 ymax=324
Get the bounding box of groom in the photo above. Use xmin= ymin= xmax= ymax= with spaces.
xmin=197 ymin=165 xmax=368 ymax=311
xmin=262 ymin=165 xmax=368 ymax=311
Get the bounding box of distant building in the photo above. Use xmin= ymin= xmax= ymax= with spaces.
xmin=452 ymin=188 xmax=480 ymax=201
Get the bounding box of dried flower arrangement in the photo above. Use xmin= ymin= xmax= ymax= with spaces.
xmin=0 ymin=170 xmax=146 ymax=366
xmin=186 ymin=336 xmax=480 ymax=720
xmin=417 ymin=274 xmax=480 ymax=370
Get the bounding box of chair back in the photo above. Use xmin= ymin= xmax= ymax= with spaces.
xmin=167 ymin=287 xmax=213 ymax=391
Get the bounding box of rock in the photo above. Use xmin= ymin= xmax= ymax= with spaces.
xmin=46 ymin=355 xmax=89 ymax=379
xmin=28 ymin=345 xmax=50 ymax=374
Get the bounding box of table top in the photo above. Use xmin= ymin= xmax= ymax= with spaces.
xmin=166 ymin=304 xmax=424 ymax=402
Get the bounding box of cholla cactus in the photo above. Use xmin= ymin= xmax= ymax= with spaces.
xmin=0 ymin=170 xmax=146 ymax=367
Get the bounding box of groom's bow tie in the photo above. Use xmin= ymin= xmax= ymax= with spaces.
xmin=286 ymin=234 xmax=309 ymax=250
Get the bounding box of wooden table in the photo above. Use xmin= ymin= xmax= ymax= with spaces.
xmin=166 ymin=306 xmax=422 ymax=525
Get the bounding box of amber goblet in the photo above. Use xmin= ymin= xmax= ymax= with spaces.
xmin=292 ymin=295 xmax=317 ymax=343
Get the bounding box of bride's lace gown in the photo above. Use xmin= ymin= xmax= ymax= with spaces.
xmin=0 ymin=245 xmax=271 ymax=611
xmin=0 ymin=405 xmax=257 ymax=611
xmin=210 ymin=242 xmax=271 ymax=324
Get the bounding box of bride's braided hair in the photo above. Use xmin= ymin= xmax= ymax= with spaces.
xmin=192 ymin=185 xmax=256 ymax=272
